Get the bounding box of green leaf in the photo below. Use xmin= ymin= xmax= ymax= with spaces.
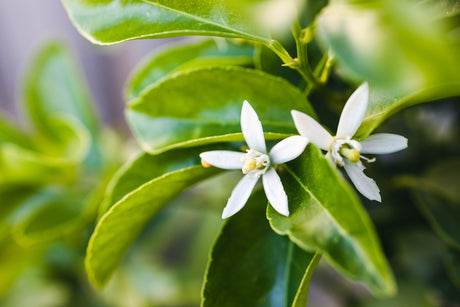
xmin=127 ymin=66 xmax=316 ymax=154
xmin=0 ymin=117 xmax=90 ymax=185
xmin=11 ymin=188 xmax=91 ymax=245
xmin=356 ymin=85 xmax=460 ymax=139
xmin=318 ymin=1 xmax=460 ymax=137
xmin=61 ymin=0 xmax=297 ymax=62
xmin=101 ymin=146 xmax=231 ymax=215
xmin=125 ymin=39 xmax=255 ymax=100
xmin=0 ymin=115 xmax=34 ymax=149
xmin=268 ymin=144 xmax=396 ymax=297
xmin=202 ymin=190 xmax=320 ymax=307
xmin=24 ymin=41 xmax=98 ymax=136
xmin=85 ymin=153 xmax=222 ymax=287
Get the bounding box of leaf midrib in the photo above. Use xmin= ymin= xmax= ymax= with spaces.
xmin=140 ymin=0 xmax=271 ymax=44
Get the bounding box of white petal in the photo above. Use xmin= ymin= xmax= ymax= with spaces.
xmin=325 ymin=151 xmax=335 ymax=166
xmin=336 ymin=82 xmax=369 ymax=138
xmin=222 ymin=175 xmax=259 ymax=219
xmin=291 ymin=110 xmax=333 ymax=150
xmin=343 ymin=160 xmax=381 ymax=202
xmin=269 ymin=136 xmax=309 ymax=165
xmin=241 ymin=100 xmax=266 ymax=153
xmin=262 ymin=167 xmax=289 ymax=216
xmin=200 ymin=151 xmax=244 ymax=169
xmin=360 ymin=133 xmax=408 ymax=154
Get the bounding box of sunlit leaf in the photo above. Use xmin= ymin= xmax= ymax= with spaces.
xmin=268 ymin=144 xmax=396 ymax=297
xmin=127 ymin=66 xmax=316 ymax=154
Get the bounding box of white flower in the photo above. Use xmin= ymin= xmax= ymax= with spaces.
xmin=200 ymin=101 xmax=309 ymax=219
xmin=291 ymin=82 xmax=408 ymax=202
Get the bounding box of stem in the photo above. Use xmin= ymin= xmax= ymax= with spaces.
xmin=292 ymin=23 xmax=320 ymax=88
xmin=266 ymin=39 xmax=295 ymax=66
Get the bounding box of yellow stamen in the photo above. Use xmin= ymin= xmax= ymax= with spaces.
xmin=242 ymin=159 xmax=257 ymax=174
xmin=340 ymin=148 xmax=360 ymax=163
xmin=201 ymin=159 xmax=212 ymax=168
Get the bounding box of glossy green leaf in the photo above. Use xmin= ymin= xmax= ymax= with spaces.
xmin=127 ymin=66 xmax=316 ymax=154
xmin=268 ymin=144 xmax=396 ymax=297
xmin=0 ymin=115 xmax=34 ymax=149
xmin=202 ymin=190 xmax=320 ymax=307
xmin=24 ymin=41 xmax=98 ymax=135
xmin=126 ymin=39 xmax=255 ymax=100
xmin=101 ymin=145 xmax=232 ymax=215
xmin=86 ymin=161 xmax=222 ymax=287
xmin=61 ymin=0 xmax=298 ymax=62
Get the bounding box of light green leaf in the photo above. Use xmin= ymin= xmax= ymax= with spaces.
xmin=268 ymin=144 xmax=396 ymax=297
xmin=127 ymin=66 xmax=316 ymax=154
xmin=318 ymin=0 xmax=460 ymax=137
xmin=125 ymin=39 xmax=255 ymax=100
xmin=86 ymin=162 xmax=221 ymax=287
xmin=202 ymin=190 xmax=320 ymax=307
xmin=0 ymin=116 xmax=90 ymax=185
xmin=0 ymin=115 xmax=34 ymax=149
xmin=356 ymin=85 xmax=460 ymax=139
xmin=24 ymin=41 xmax=98 ymax=135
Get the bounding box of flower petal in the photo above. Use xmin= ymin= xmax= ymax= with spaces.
xmin=291 ymin=110 xmax=333 ymax=150
xmin=200 ymin=151 xmax=244 ymax=170
xmin=241 ymin=100 xmax=266 ymax=153
xmin=360 ymin=133 xmax=408 ymax=154
xmin=222 ymin=174 xmax=259 ymax=219
xmin=262 ymin=167 xmax=289 ymax=216
xmin=269 ymin=136 xmax=309 ymax=165
xmin=343 ymin=160 xmax=381 ymax=202
xmin=336 ymin=82 xmax=369 ymax=138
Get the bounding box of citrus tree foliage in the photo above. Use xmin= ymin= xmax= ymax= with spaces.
xmin=1 ymin=0 xmax=459 ymax=306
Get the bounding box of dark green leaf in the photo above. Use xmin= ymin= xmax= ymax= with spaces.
xmin=202 ymin=190 xmax=320 ymax=307
xmin=403 ymin=159 xmax=460 ymax=249
xmin=126 ymin=39 xmax=255 ymax=100
xmin=268 ymin=144 xmax=396 ymax=297
xmin=127 ymin=66 xmax=316 ymax=154
xmin=86 ymin=163 xmax=221 ymax=287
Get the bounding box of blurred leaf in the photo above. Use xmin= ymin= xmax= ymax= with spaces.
xmin=24 ymin=41 xmax=98 ymax=135
xmin=127 ymin=66 xmax=316 ymax=154
xmin=356 ymin=85 xmax=460 ymax=139
xmin=86 ymin=162 xmax=222 ymax=287
xmin=444 ymin=249 xmax=460 ymax=291
xmin=202 ymin=190 xmax=320 ymax=307
xmin=0 ymin=117 xmax=90 ymax=185
xmin=268 ymin=144 xmax=396 ymax=297
xmin=319 ymin=0 xmax=460 ymax=137
xmin=10 ymin=186 xmax=97 ymax=245
xmin=125 ymin=39 xmax=255 ymax=100
xmin=0 ymin=237 xmax=46 ymax=298
xmin=403 ymin=159 xmax=460 ymax=249
xmin=0 ymin=115 xmax=34 ymax=149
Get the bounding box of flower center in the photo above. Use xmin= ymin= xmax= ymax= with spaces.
xmin=241 ymin=149 xmax=270 ymax=177
xmin=330 ymin=137 xmax=362 ymax=166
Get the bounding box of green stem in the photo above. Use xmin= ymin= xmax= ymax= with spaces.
xmin=292 ymin=23 xmax=320 ymax=88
